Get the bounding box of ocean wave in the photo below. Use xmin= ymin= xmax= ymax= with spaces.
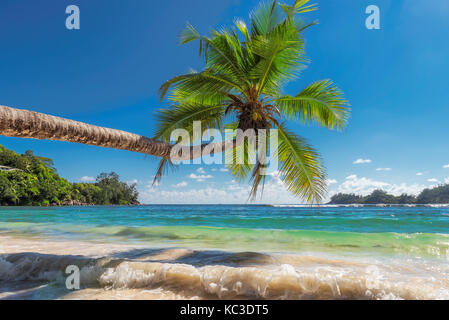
xmin=1 ymin=251 xmax=449 ymax=300
xmin=0 ymin=253 xmax=96 ymax=282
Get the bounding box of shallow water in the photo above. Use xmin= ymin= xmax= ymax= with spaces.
xmin=1 ymin=205 xmax=449 ymax=300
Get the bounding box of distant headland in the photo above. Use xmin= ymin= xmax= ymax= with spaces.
xmin=329 ymin=186 xmax=449 ymax=205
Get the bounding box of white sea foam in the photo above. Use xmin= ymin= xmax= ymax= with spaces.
xmin=1 ymin=243 xmax=449 ymax=300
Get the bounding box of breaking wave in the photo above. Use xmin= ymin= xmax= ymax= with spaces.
xmin=1 ymin=250 xmax=449 ymax=300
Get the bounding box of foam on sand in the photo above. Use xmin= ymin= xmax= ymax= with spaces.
xmin=1 ymin=236 xmax=449 ymax=300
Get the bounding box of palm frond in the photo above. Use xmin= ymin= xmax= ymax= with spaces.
xmin=152 ymin=158 xmax=178 ymax=186
xmin=154 ymin=102 xmax=227 ymax=141
xmin=293 ymin=0 xmax=318 ymax=13
xmin=280 ymin=0 xmax=318 ymax=16
xmin=159 ymin=70 xmax=242 ymax=102
xmin=295 ymin=19 xmax=318 ymax=32
xmin=248 ymin=161 xmax=267 ymax=201
xmin=179 ymin=23 xmax=251 ymax=88
xmin=203 ymin=29 xmax=251 ymax=86
xmin=234 ymin=19 xmax=250 ymax=42
xmin=275 ymin=79 xmax=350 ymax=130
xmin=224 ymin=134 xmax=256 ymax=182
xmin=179 ymin=23 xmax=200 ymax=44
xmin=249 ymin=0 xmax=284 ymax=38
xmin=250 ymin=18 xmax=308 ymax=95
xmin=274 ymin=123 xmax=326 ymax=203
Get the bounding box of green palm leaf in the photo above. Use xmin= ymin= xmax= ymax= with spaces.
xmin=154 ymin=102 xmax=227 ymax=141
xmin=180 ymin=24 xmax=250 ymax=87
xmin=275 ymin=79 xmax=350 ymax=130
xmin=224 ymin=122 xmax=257 ymax=182
xmin=274 ymin=123 xmax=326 ymax=203
xmin=250 ymin=0 xmax=284 ymax=38
xmin=250 ymin=18 xmax=308 ymax=95
xmin=280 ymin=0 xmax=318 ymax=16
xmin=159 ymin=70 xmax=242 ymax=102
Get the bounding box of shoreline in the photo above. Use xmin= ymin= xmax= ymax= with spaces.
xmin=0 ymin=203 xmax=143 ymax=208
xmin=2 ymin=203 xmax=449 ymax=208
xmin=1 ymin=234 xmax=449 ymax=300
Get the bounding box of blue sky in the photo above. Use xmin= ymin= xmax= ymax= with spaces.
xmin=1 ymin=0 xmax=449 ymax=203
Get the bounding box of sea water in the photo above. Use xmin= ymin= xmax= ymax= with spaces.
xmin=1 ymin=205 xmax=449 ymax=299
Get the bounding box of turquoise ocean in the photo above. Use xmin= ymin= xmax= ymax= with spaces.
xmin=1 ymin=205 xmax=449 ymax=299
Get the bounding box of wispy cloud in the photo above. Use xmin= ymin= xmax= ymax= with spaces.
xmin=196 ymin=167 xmax=206 ymax=174
xmin=173 ymin=181 xmax=188 ymax=188
xmin=80 ymin=176 xmax=95 ymax=182
xmin=189 ymin=173 xmax=213 ymax=182
xmin=353 ymin=158 xmax=372 ymax=165
xmin=139 ymin=170 xmax=437 ymax=204
xmin=337 ymin=175 xmax=426 ymax=196
xmin=140 ymin=175 xmax=299 ymax=204
xmin=376 ymin=168 xmax=392 ymax=172
xmin=443 ymin=164 xmax=449 ymax=169
xmin=427 ymin=178 xmax=439 ymax=183
xmin=416 ymin=172 xmax=424 ymax=176
xmin=219 ymin=168 xmax=229 ymax=172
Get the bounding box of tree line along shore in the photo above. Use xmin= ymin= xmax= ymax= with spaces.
xmin=329 ymin=187 xmax=449 ymax=205
xmin=0 ymin=144 xmax=139 ymax=206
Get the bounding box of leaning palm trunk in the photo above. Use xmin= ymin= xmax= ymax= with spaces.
xmin=0 ymin=105 xmax=239 ymax=161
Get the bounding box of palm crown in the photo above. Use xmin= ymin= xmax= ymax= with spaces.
xmin=154 ymin=0 xmax=350 ymax=203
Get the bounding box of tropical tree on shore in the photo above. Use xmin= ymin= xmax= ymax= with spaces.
xmin=154 ymin=0 xmax=350 ymax=202
xmin=0 ymin=0 xmax=350 ymax=203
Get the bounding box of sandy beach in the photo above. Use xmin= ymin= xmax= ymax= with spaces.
xmin=1 ymin=233 xmax=449 ymax=300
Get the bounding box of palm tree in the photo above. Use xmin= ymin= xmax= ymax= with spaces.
xmin=154 ymin=0 xmax=350 ymax=202
xmin=0 ymin=104 xmax=232 ymax=161
xmin=0 ymin=0 xmax=350 ymax=203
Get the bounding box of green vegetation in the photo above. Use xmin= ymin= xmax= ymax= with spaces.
xmin=0 ymin=145 xmax=139 ymax=206
xmin=330 ymin=186 xmax=449 ymax=204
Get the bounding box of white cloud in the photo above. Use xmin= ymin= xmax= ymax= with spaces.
xmin=353 ymin=159 xmax=372 ymax=165
xmin=80 ymin=176 xmax=95 ymax=182
xmin=139 ymin=174 xmax=301 ymax=204
xmin=443 ymin=164 xmax=449 ymax=169
xmin=127 ymin=179 xmax=138 ymax=185
xmin=189 ymin=173 xmax=213 ymax=179
xmin=376 ymin=168 xmax=392 ymax=172
xmin=427 ymin=178 xmax=439 ymax=183
xmin=189 ymin=173 xmax=213 ymax=182
xmin=196 ymin=167 xmax=206 ymax=174
xmin=416 ymin=172 xmax=424 ymax=176
xmin=336 ymin=175 xmax=426 ymax=196
xmin=210 ymin=167 xmax=229 ymax=172
xmin=173 ymin=181 xmax=188 ymax=188
xmin=137 ymin=173 xmax=434 ymax=205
